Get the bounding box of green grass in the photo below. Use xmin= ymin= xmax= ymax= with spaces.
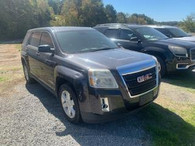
xmin=138 ymin=103 xmax=195 ymax=146
xmin=0 ymin=76 xmax=8 ymax=82
xmin=163 ymin=73 xmax=195 ymax=94
xmin=16 ymin=44 xmax=21 ymax=51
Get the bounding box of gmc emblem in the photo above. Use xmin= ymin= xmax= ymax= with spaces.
xmin=137 ymin=73 xmax=152 ymax=83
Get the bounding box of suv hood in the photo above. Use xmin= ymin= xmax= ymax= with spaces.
xmin=173 ymin=36 xmax=195 ymax=42
xmin=153 ymin=38 xmax=195 ymax=50
xmin=67 ymin=48 xmax=156 ymax=70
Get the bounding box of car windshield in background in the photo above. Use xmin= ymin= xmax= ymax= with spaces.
xmin=168 ymin=28 xmax=189 ymax=37
xmin=56 ymin=30 xmax=117 ymax=54
xmin=135 ymin=27 xmax=168 ymax=41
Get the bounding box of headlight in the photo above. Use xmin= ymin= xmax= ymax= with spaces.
xmin=152 ymin=56 xmax=160 ymax=73
xmin=168 ymin=45 xmax=188 ymax=57
xmin=88 ymin=69 xmax=118 ymax=89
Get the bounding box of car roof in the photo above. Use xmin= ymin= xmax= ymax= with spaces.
xmin=28 ymin=27 xmax=94 ymax=33
xmin=95 ymin=23 xmax=148 ymax=29
xmin=145 ymin=25 xmax=177 ymax=29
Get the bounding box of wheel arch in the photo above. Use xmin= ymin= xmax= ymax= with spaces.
xmin=54 ymin=66 xmax=87 ymax=102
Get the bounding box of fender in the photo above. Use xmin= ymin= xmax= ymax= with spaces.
xmin=141 ymin=46 xmax=174 ymax=61
xmin=54 ymin=66 xmax=88 ymax=102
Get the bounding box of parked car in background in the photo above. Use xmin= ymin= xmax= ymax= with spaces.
xmin=94 ymin=24 xmax=195 ymax=76
xmin=21 ymin=27 xmax=160 ymax=123
xmin=147 ymin=25 xmax=195 ymax=42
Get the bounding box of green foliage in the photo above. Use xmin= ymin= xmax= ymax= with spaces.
xmin=127 ymin=13 xmax=155 ymax=24
xmin=1 ymin=0 xmax=194 ymax=40
xmin=104 ymin=5 xmax=117 ymax=23
xmin=180 ymin=14 xmax=195 ymax=32
xmin=0 ymin=0 xmax=52 ymax=40
xmin=116 ymin=12 xmax=127 ymax=23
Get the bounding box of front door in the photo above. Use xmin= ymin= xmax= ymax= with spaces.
xmin=38 ymin=32 xmax=56 ymax=90
xmin=117 ymin=29 xmax=143 ymax=52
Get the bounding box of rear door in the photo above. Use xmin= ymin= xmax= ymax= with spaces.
xmin=27 ymin=32 xmax=41 ymax=78
xmin=38 ymin=32 xmax=56 ymax=90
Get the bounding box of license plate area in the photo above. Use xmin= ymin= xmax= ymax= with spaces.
xmin=139 ymin=91 xmax=153 ymax=106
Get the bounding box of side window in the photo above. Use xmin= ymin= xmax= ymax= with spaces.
xmin=104 ymin=29 xmax=119 ymax=38
xmin=29 ymin=32 xmax=41 ymax=47
xmin=157 ymin=28 xmax=173 ymax=38
xmin=40 ymin=32 xmax=54 ymax=48
xmin=119 ymin=29 xmax=136 ymax=40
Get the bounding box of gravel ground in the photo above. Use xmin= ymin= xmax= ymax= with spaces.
xmin=0 ymin=81 xmax=151 ymax=146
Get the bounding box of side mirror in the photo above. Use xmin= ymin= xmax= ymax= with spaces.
xmin=38 ymin=45 xmax=54 ymax=53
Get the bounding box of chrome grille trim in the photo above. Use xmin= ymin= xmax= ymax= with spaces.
xmin=117 ymin=61 xmax=158 ymax=99
xmin=190 ymin=48 xmax=195 ymax=61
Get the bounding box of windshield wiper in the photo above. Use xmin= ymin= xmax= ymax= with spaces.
xmin=81 ymin=47 xmax=117 ymax=53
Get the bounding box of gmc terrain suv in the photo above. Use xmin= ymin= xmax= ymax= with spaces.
xmin=94 ymin=24 xmax=195 ymax=76
xmin=147 ymin=25 xmax=195 ymax=42
xmin=21 ymin=27 xmax=160 ymax=123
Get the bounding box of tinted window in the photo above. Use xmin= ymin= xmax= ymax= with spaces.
xmin=156 ymin=28 xmax=173 ymax=38
xmin=135 ymin=27 xmax=168 ymax=41
xmin=167 ymin=28 xmax=189 ymax=37
xmin=104 ymin=29 xmax=119 ymax=38
xmin=29 ymin=32 xmax=41 ymax=47
xmin=119 ymin=29 xmax=136 ymax=40
xmin=40 ymin=32 xmax=54 ymax=48
xmin=56 ymin=30 xmax=117 ymax=54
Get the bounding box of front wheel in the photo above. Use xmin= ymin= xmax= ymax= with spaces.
xmin=59 ymin=84 xmax=81 ymax=123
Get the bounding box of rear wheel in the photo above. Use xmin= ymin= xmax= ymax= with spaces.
xmin=156 ymin=56 xmax=166 ymax=77
xmin=22 ymin=63 xmax=35 ymax=84
xmin=59 ymin=84 xmax=81 ymax=123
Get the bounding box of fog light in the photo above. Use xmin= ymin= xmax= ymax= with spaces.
xmin=176 ymin=63 xmax=189 ymax=69
xmin=100 ymin=97 xmax=110 ymax=112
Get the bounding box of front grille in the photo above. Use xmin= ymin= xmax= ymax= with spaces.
xmin=191 ymin=49 xmax=195 ymax=60
xmin=122 ymin=67 xmax=157 ymax=96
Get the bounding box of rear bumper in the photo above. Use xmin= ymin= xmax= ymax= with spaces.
xmin=80 ymin=86 xmax=159 ymax=123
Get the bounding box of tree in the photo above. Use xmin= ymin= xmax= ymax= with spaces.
xmin=48 ymin=0 xmax=64 ymax=14
xmin=127 ymin=13 xmax=155 ymax=24
xmin=79 ymin=0 xmax=106 ymax=26
xmin=116 ymin=12 xmax=127 ymax=23
xmin=180 ymin=14 xmax=195 ymax=32
xmin=0 ymin=0 xmax=52 ymax=40
xmin=60 ymin=0 xmax=81 ymax=26
xmin=104 ymin=4 xmax=117 ymax=23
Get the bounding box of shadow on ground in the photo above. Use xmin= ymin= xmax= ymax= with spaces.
xmin=26 ymin=83 xmax=195 ymax=146
xmin=162 ymin=71 xmax=195 ymax=90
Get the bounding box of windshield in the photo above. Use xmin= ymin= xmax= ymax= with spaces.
xmin=56 ymin=30 xmax=117 ymax=54
xmin=135 ymin=27 xmax=168 ymax=41
xmin=167 ymin=28 xmax=189 ymax=37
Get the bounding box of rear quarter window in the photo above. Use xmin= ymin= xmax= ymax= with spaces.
xmin=29 ymin=32 xmax=41 ymax=47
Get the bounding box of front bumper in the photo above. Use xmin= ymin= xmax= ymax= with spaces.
xmin=81 ymin=86 xmax=159 ymax=123
xmin=166 ymin=56 xmax=195 ymax=73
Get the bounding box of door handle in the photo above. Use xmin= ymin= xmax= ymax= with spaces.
xmin=46 ymin=59 xmax=56 ymax=66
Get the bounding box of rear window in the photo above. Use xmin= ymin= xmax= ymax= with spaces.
xmin=29 ymin=32 xmax=41 ymax=47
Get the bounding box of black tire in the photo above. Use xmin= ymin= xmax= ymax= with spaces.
xmin=59 ymin=84 xmax=81 ymax=124
xmin=156 ymin=56 xmax=166 ymax=77
xmin=22 ymin=63 xmax=35 ymax=84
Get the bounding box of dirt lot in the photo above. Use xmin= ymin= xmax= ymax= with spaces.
xmin=0 ymin=44 xmax=195 ymax=146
